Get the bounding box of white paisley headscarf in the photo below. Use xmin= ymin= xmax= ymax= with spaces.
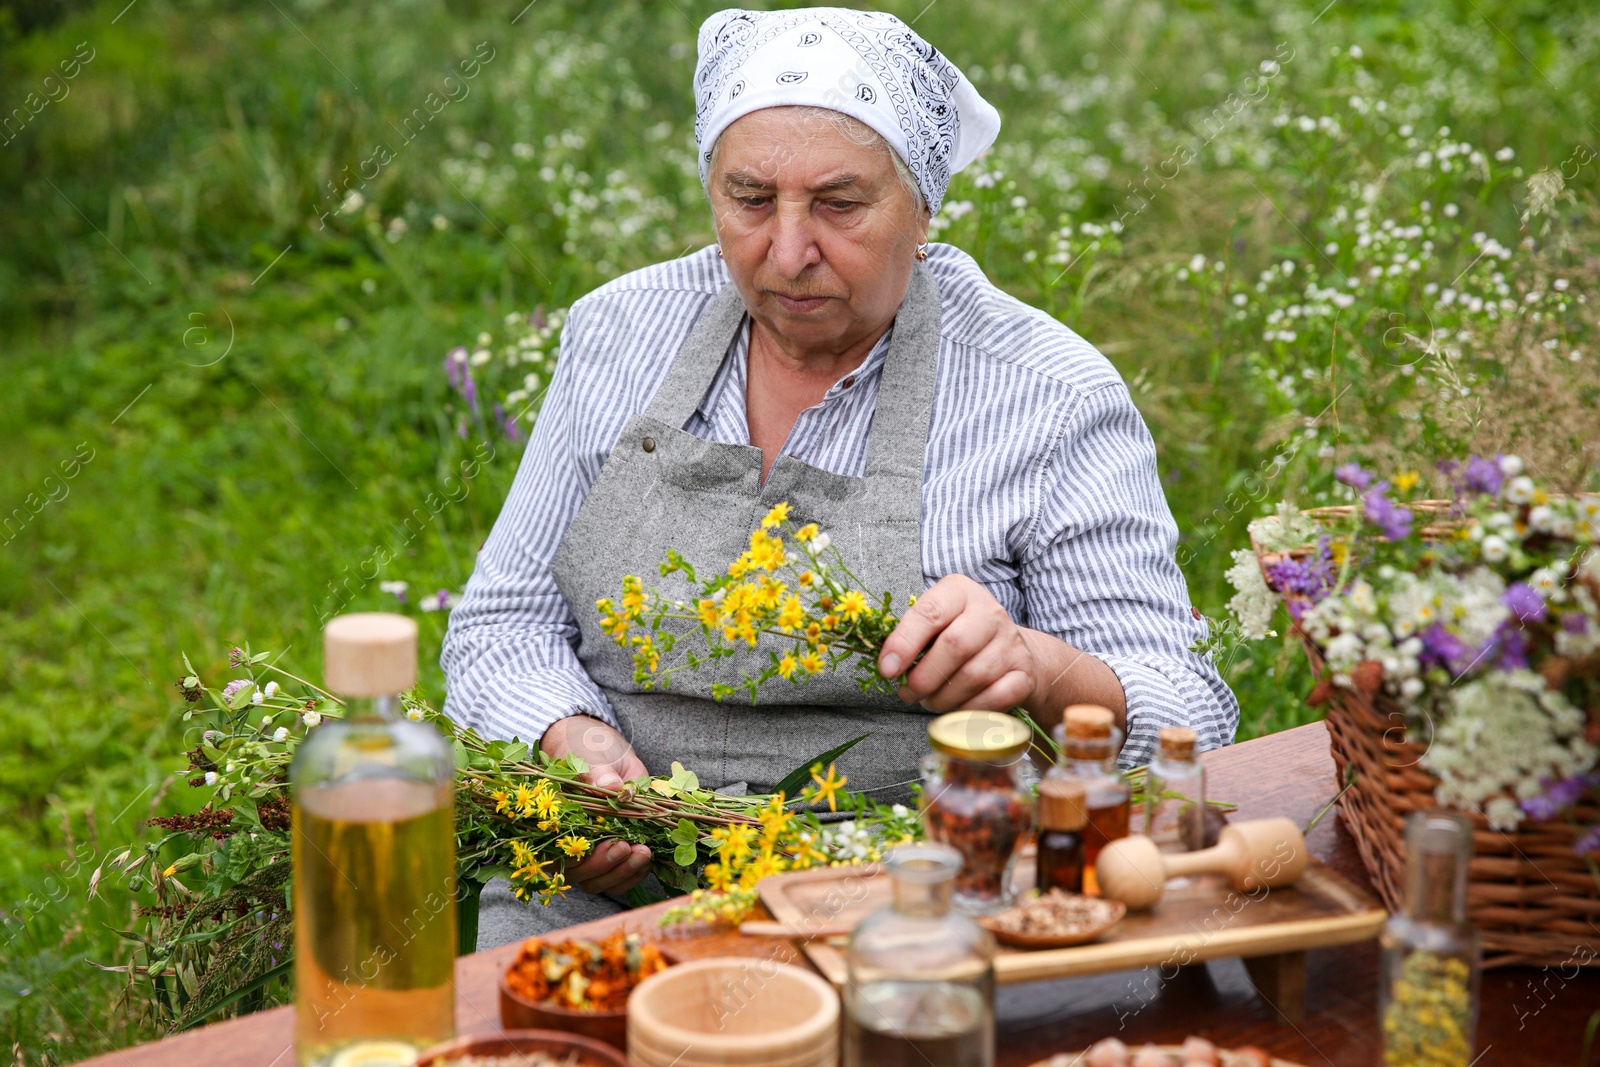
xmin=693 ymin=7 xmax=1000 ymax=216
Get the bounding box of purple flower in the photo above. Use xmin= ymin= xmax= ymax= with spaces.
xmin=1461 ymin=454 xmax=1503 ymax=496
xmin=1520 ymin=775 xmax=1590 ymax=822
xmin=1335 ymin=463 xmax=1373 ymax=490
xmin=1265 ymin=537 xmax=1339 ymax=605
xmin=1575 ymin=826 xmax=1600 ymax=857
xmin=493 ymin=401 xmax=522 ymax=442
xmin=1363 ymin=482 xmax=1414 ymax=540
xmin=1418 ymin=623 xmax=1472 ymax=674
xmin=1494 ymin=624 xmax=1529 ymax=670
xmin=461 ymin=369 xmax=478 ymax=410
xmin=444 ymin=347 xmax=467 ymax=392
xmin=1501 ymin=583 xmax=1547 ymax=624
xmin=221 ymin=679 xmax=251 ymax=700
xmin=1562 ymin=612 xmax=1588 ymax=635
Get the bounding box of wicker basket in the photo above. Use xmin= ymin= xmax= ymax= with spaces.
xmin=1253 ymin=508 xmax=1600 ymax=969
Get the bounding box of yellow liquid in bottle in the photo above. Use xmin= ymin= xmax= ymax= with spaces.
xmin=293 ymin=777 xmax=456 ymax=1067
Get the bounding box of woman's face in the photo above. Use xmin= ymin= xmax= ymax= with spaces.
xmin=709 ymin=107 xmax=930 ymax=358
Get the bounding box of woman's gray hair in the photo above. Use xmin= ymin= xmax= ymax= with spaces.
xmin=705 ymin=105 xmax=928 ymax=217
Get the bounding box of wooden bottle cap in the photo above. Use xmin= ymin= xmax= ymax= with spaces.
xmin=1158 ymin=726 xmax=1198 ymax=760
xmin=1038 ymin=779 xmax=1088 ymax=831
xmin=1062 ymin=704 xmax=1114 ymax=740
xmin=324 ymin=613 xmax=417 ymax=697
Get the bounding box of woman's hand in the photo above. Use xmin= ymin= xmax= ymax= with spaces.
xmin=876 ymin=574 xmax=1126 ymax=721
xmin=539 ymin=714 xmax=652 ymax=894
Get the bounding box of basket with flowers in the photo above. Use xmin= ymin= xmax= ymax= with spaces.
xmin=1228 ymin=455 xmax=1599 ymax=967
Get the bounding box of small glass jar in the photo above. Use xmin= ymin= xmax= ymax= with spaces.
xmin=1146 ymin=726 xmax=1205 ymax=853
xmin=919 ymin=710 xmax=1034 ymax=915
xmin=844 ymin=844 xmax=995 ymax=1067
xmin=1048 ymin=705 xmax=1130 ymax=886
xmin=1379 ymin=811 xmax=1481 ymax=1067
xmin=1035 ymin=778 xmax=1088 ymax=894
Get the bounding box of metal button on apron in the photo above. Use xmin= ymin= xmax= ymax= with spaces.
xmin=641 ymin=437 xmax=656 ymax=452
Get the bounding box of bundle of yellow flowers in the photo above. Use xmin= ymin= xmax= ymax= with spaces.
xmin=596 ymin=503 xmax=912 ymax=702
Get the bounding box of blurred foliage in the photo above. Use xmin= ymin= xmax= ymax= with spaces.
xmin=2 ymin=0 xmax=1597 ymax=1061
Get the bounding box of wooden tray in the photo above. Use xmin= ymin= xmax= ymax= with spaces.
xmin=757 ymin=858 xmax=1385 ymax=987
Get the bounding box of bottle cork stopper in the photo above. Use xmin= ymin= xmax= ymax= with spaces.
xmin=324 ymin=613 xmax=417 ymax=697
xmin=1063 ymin=704 xmax=1114 ymax=740
xmin=1038 ymin=779 xmax=1088 ymax=831
xmin=1159 ymin=726 xmax=1198 ymax=760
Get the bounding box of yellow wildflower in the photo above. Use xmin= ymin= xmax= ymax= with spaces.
xmin=837 ymin=589 xmax=869 ymax=622
xmin=711 ymin=822 xmax=758 ymax=864
xmin=697 ymin=598 xmax=720 ymax=628
xmin=492 ymin=789 xmax=512 ymax=815
xmin=757 ymin=794 xmax=794 ymax=844
xmin=513 ymin=782 xmax=539 ymax=818
xmin=804 ymin=621 xmax=823 ymax=644
xmin=1393 ymin=470 xmax=1420 ymax=493
xmin=778 ymin=654 xmax=798 ymax=679
xmin=795 ymin=523 xmax=819 ymax=542
xmin=821 ymin=614 xmax=839 ymax=630
xmin=806 ymin=762 xmax=847 ymax=812
xmin=738 ymin=851 xmax=788 ymax=889
xmin=538 ymin=871 xmax=568 ymax=903
xmin=703 ymin=862 xmax=733 ymax=892
xmin=777 ymin=595 xmax=806 ymax=631
xmin=762 ymin=502 xmax=791 ymax=529
xmin=620 ymin=575 xmax=646 ymax=618
xmin=556 ymin=834 xmax=592 ymax=859
xmin=799 ymin=650 xmax=825 ymax=674
xmin=798 ymin=569 xmax=815 ymax=587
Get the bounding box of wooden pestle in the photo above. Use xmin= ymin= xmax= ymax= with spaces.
xmin=1094 ymin=817 xmax=1308 ymax=909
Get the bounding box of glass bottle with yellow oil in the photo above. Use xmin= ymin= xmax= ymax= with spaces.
xmin=292 ymin=613 xmax=457 ymax=1067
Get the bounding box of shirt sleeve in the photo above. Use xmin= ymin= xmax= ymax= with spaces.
xmin=1022 ymin=380 xmax=1240 ymax=767
xmin=439 ymin=312 xmax=620 ymax=742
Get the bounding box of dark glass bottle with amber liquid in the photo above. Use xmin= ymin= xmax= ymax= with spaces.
xmin=1048 ymin=704 xmax=1129 ymax=894
xmin=1035 ymin=779 xmax=1088 ymax=894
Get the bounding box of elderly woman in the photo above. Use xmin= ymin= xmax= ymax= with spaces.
xmin=443 ymin=7 xmax=1238 ymax=946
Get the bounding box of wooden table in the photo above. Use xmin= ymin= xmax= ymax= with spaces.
xmin=73 ymin=723 xmax=1599 ymax=1066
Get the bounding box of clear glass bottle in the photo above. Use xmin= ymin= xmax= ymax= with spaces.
xmin=1145 ymin=726 xmax=1205 ymax=854
xmin=844 ymin=844 xmax=995 ymax=1067
xmin=1035 ymin=779 xmax=1087 ymax=895
xmin=919 ymin=710 xmax=1035 ymax=915
xmin=292 ymin=613 xmax=457 ymax=1067
xmin=1048 ymin=704 xmax=1130 ymax=893
xmin=1379 ymin=811 xmax=1481 ymax=1067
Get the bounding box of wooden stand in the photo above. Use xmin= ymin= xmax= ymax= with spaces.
xmin=1241 ymin=949 xmax=1308 ymax=1024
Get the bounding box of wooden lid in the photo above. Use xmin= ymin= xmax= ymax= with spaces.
xmin=927 ymin=710 xmax=1032 ymax=760
xmin=1158 ymin=726 xmax=1198 ymax=760
xmin=1062 ymin=704 xmax=1114 ymax=740
xmin=324 ymin=613 xmax=417 ymax=697
xmin=1038 ymin=779 xmax=1088 ymax=830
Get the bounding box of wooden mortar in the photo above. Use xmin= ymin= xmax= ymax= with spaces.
xmin=1094 ymin=817 xmax=1308 ymax=909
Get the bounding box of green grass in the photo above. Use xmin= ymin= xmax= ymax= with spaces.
xmin=2 ymin=0 xmax=1597 ymax=1060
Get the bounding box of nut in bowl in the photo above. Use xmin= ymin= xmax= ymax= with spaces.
xmin=978 ymin=889 xmax=1126 ymax=949
xmin=498 ymin=931 xmax=670 ymax=1051
xmin=416 ymin=1029 xmax=630 ymax=1067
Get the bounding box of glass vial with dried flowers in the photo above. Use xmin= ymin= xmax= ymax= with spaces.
xmin=291 ymin=614 xmax=457 ymax=1067
xmin=1379 ymin=810 xmax=1481 ymax=1067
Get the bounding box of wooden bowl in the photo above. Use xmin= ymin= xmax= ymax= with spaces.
xmin=978 ymin=899 xmax=1127 ymax=949
xmin=1044 ymin=1047 xmax=1306 ymax=1066
xmin=627 ymin=956 xmax=840 ymax=1067
xmin=416 ymin=1029 xmax=630 ymax=1066
xmin=499 ymin=974 xmax=628 ymax=1052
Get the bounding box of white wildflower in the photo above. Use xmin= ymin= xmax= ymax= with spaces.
xmin=263 ymin=681 xmax=279 ymax=698
xmin=811 ymin=532 xmax=831 ymax=552
xmin=1504 ymin=476 xmax=1536 ymax=505
xmin=1498 ymin=454 xmax=1524 ymax=476
xmin=251 ymin=688 xmax=264 ymax=706
xmin=1225 ymin=550 xmax=1277 ymax=639
xmin=1481 ymin=535 xmax=1510 ymax=562
xmin=273 ymin=727 xmax=289 ymax=743
xmin=303 ymin=710 xmax=323 ymax=728
xmin=406 ymin=707 xmax=425 ymax=722
xmin=204 ymin=771 xmax=219 ymax=786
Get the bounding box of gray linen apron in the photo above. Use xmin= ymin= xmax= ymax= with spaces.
xmin=475 ymin=265 xmax=943 ymax=948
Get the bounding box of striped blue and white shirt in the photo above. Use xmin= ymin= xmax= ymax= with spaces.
xmin=441 ymin=244 xmax=1238 ymax=767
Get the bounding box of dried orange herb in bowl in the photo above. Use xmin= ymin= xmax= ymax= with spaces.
xmin=504 ymin=930 xmax=668 ymax=1011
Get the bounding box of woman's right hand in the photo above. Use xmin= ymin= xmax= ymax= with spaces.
xmin=538 ymin=714 xmax=653 ymax=894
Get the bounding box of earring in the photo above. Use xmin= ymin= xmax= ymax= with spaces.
xmin=716 ymin=246 xmax=724 ymax=258
xmin=915 ymin=244 xmax=929 ymax=261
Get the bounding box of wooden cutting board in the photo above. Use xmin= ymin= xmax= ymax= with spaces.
xmin=756 ymin=857 xmax=1384 ymax=987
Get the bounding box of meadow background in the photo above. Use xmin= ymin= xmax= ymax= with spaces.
xmin=2 ymin=0 xmax=1597 ymax=1060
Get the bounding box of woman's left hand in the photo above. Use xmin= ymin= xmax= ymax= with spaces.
xmin=876 ymin=574 xmax=1043 ymax=713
